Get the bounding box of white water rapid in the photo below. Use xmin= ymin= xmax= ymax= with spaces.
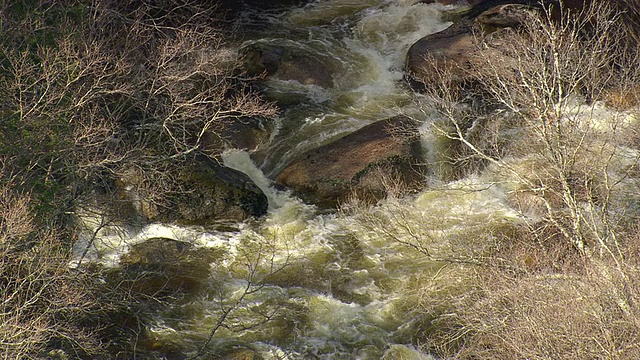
xmin=245 ymin=0 xmax=454 ymax=176
xmin=71 ymin=1 xmax=529 ymax=359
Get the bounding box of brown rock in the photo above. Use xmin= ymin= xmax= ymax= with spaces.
xmin=405 ymin=20 xmax=476 ymax=91
xmin=406 ymin=2 xmax=539 ymax=92
xmin=475 ymin=4 xmax=538 ymax=30
xmin=276 ymin=116 xmax=425 ymax=207
xmin=275 ymin=56 xmax=333 ymax=88
xmin=243 ymin=45 xmax=334 ymax=89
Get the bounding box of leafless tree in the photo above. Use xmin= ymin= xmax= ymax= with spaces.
xmin=0 ymin=0 xmax=277 ymax=357
xmin=425 ymin=1 xmax=640 ymax=258
xmin=333 ymin=3 xmax=640 ymax=358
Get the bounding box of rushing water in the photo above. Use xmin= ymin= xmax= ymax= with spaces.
xmin=71 ymin=1 xmax=527 ymax=359
xmin=241 ymin=0 xmax=454 ymax=176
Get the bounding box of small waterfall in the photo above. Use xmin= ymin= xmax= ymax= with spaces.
xmin=222 ymin=149 xmax=292 ymax=209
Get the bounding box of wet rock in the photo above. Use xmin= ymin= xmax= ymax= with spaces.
xmin=201 ymin=116 xmax=273 ymax=153
xmin=172 ymin=156 xmax=269 ymax=223
xmin=405 ymin=19 xmax=476 ymax=92
xmin=406 ymin=2 xmax=539 ymax=93
xmin=243 ymin=45 xmax=284 ymax=76
xmin=119 ymin=237 xmax=223 ymax=296
xmin=223 ymin=117 xmax=273 ymax=151
xmin=243 ymin=45 xmax=334 ymax=89
xmin=275 ymin=116 xmax=425 ymax=207
xmin=117 ymin=156 xmax=268 ymax=224
xmin=276 ymin=55 xmax=334 ymax=88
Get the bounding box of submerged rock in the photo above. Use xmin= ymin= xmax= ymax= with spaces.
xmin=275 ymin=116 xmax=425 ymax=207
xmin=119 ymin=237 xmax=223 ymax=296
xmin=243 ymin=45 xmax=334 ymax=89
xmin=276 ymin=55 xmax=334 ymax=88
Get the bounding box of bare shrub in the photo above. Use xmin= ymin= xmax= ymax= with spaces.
xmin=426 ymin=1 xmax=640 ymax=255
xmin=429 ymin=230 xmax=640 ymax=360
xmin=0 ymin=176 xmax=145 ymax=358
xmin=403 ymin=2 xmax=640 ymax=358
xmin=0 ymin=0 xmax=276 ymax=357
xmin=0 ymin=0 xmax=276 ymax=227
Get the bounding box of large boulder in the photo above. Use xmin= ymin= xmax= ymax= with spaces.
xmin=406 ymin=2 xmax=539 ymax=92
xmin=171 ymin=156 xmax=269 ymax=223
xmin=405 ymin=19 xmax=476 ymax=92
xmin=116 ymin=156 xmax=268 ymax=224
xmin=275 ymin=116 xmax=425 ymax=207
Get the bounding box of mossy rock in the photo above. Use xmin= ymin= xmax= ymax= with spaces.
xmin=174 ymin=157 xmax=269 ymax=224
xmin=114 ymin=155 xmax=268 ymax=225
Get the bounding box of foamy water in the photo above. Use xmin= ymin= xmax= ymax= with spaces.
xmin=71 ymin=1 xmax=523 ymax=358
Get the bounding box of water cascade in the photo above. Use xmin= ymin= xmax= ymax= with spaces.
xmin=242 ymin=0 xmax=453 ymax=176
xmin=72 ymin=1 xmax=528 ymax=358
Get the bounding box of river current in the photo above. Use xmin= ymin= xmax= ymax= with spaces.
xmin=72 ymin=1 xmax=526 ymax=358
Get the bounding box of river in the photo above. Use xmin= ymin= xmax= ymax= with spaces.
xmin=72 ymin=1 xmax=525 ymax=358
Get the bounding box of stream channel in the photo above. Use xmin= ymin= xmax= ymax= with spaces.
xmin=73 ymin=1 xmax=526 ymax=358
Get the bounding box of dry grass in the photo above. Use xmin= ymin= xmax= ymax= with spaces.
xmin=411 ymin=224 xmax=640 ymax=360
xmin=453 ymin=235 xmax=640 ymax=359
